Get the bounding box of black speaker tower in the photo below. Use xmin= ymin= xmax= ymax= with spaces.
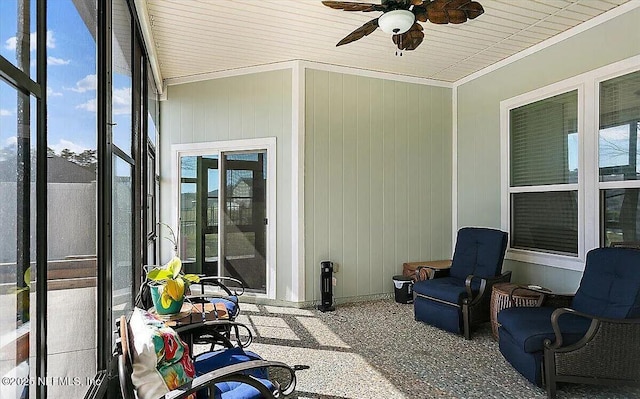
xmin=318 ymin=261 xmax=335 ymax=312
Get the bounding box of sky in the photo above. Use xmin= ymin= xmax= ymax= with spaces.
xmin=0 ymin=0 xmax=132 ymax=156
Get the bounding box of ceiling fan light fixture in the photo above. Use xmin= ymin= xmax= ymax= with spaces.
xmin=377 ymin=9 xmax=415 ymax=35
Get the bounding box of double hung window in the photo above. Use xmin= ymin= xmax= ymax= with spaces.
xmin=502 ymin=62 xmax=640 ymax=269
xmin=509 ymin=90 xmax=579 ymax=256
xmin=599 ymin=71 xmax=640 ymax=248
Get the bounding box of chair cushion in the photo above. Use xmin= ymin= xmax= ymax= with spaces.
xmin=209 ymin=296 xmax=239 ymax=318
xmin=129 ymin=307 xmax=196 ymax=399
xmin=498 ymin=325 xmax=544 ymax=386
xmin=194 ymin=347 xmax=266 ymax=377
xmin=497 ymin=306 xmax=591 ymax=353
xmin=414 ymin=294 xmax=463 ymax=333
xmin=194 ymin=347 xmax=273 ymax=399
xmin=572 ymin=247 xmax=640 ymax=319
xmin=212 ymin=380 xmax=275 ymax=399
xmin=450 ymin=227 xmax=508 ymax=280
xmin=413 ymin=276 xmax=481 ymax=305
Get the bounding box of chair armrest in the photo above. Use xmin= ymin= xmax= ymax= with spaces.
xmin=186 ymin=293 xmax=239 ymax=305
xmin=175 ymin=320 xmax=253 ymax=348
xmin=164 ymin=359 xmax=297 ymax=399
xmin=174 ymin=320 xmax=246 ymax=334
xmin=507 ymin=285 xmax=574 ymax=308
xmin=545 ymin=307 xmax=640 ymax=349
xmin=464 ymin=271 xmax=512 ymax=305
xmin=195 ymin=276 xmax=245 ymax=296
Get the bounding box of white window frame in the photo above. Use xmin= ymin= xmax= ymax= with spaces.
xmin=171 ymin=137 xmax=277 ymax=299
xmin=501 ymin=55 xmax=640 ymax=272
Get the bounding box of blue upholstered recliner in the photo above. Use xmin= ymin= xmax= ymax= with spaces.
xmin=413 ymin=227 xmax=510 ymax=339
xmin=498 ymin=247 xmax=640 ymax=398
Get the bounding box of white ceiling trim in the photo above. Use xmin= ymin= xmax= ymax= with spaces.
xmin=134 ymin=0 xmax=163 ymax=95
xmin=453 ymin=0 xmax=640 ymax=88
xmin=164 ymin=60 xmax=298 ymax=87
xmin=298 ymin=60 xmax=453 ymax=88
xmin=164 ymin=59 xmax=454 ymax=89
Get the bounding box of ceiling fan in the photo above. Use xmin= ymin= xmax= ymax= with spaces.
xmin=322 ymin=0 xmax=484 ymax=52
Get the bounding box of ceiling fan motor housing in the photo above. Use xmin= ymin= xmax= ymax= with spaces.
xmin=378 ymin=9 xmax=415 ymax=34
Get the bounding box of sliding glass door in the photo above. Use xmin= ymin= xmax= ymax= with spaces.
xmin=222 ymin=152 xmax=267 ymax=291
xmin=179 ymin=144 xmax=272 ymax=295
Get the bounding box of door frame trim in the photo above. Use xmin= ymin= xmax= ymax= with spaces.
xmin=171 ymin=138 xmax=277 ymax=299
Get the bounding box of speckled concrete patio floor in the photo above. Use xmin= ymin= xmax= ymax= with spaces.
xmin=199 ymin=299 xmax=640 ymax=399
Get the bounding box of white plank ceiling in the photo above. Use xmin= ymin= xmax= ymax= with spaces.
xmin=140 ymin=0 xmax=632 ymax=84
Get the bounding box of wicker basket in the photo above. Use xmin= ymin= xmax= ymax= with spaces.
xmin=490 ymin=282 xmax=545 ymax=340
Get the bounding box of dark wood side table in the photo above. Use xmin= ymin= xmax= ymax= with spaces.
xmin=402 ymin=259 xmax=452 ymax=281
xmin=150 ymin=301 xmax=228 ymax=327
xmin=150 ymin=301 xmax=238 ymax=354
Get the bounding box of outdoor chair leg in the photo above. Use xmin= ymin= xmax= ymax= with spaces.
xmin=544 ymin=352 xmax=557 ymax=399
xmin=462 ymin=303 xmax=471 ymax=340
xmin=546 ymin=379 xmax=556 ymax=399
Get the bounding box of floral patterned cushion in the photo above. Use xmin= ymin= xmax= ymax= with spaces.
xmin=129 ymin=307 xmax=196 ymax=399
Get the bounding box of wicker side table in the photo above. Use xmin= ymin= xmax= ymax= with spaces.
xmin=490 ymin=282 xmax=547 ymax=340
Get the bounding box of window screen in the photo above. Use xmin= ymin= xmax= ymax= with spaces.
xmin=509 ymin=90 xmax=579 ymax=255
xmin=601 ymin=188 xmax=640 ymax=247
xmin=599 ymin=70 xmax=640 ymax=248
xmin=599 ymin=71 xmax=640 ymax=182
xmin=511 ymin=191 xmax=578 ymax=255
xmin=510 ymin=90 xmax=578 ymax=186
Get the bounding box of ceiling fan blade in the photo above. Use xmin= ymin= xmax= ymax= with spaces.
xmin=392 ymin=22 xmax=424 ymax=50
xmin=322 ymin=1 xmax=386 ymax=12
xmin=413 ymin=5 xmax=428 ymax=22
xmin=425 ymin=0 xmax=484 ymax=24
xmin=446 ymin=9 xmax=468 ymax=24
xmin=336 ymin=18 xmax=380 ymax=46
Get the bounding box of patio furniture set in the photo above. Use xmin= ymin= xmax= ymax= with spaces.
xmin=116 ymin=274 xmax=306 ymax=399
xmin=408 ymin=227 xmax=640 ymax=399
xmin=114 ymin=226 xmax=639 ymax=399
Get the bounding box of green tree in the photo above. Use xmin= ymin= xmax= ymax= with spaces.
xmin=60 ymin=148 xmax=76 ymax=160
xmin=73 ymin=149 xmax=97 ymax=167
xmin=57 ymin=148 xmax=97 ymax=174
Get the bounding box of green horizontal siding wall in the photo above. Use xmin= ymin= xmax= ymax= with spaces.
xmin=305 ymin=69 xmax=453 ymax=302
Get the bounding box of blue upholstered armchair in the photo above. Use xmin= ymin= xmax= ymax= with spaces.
xmin=498 ymin=247 xmax=640 ymax=398
xmin=413 ymin=227 xmax=510 ymax=339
